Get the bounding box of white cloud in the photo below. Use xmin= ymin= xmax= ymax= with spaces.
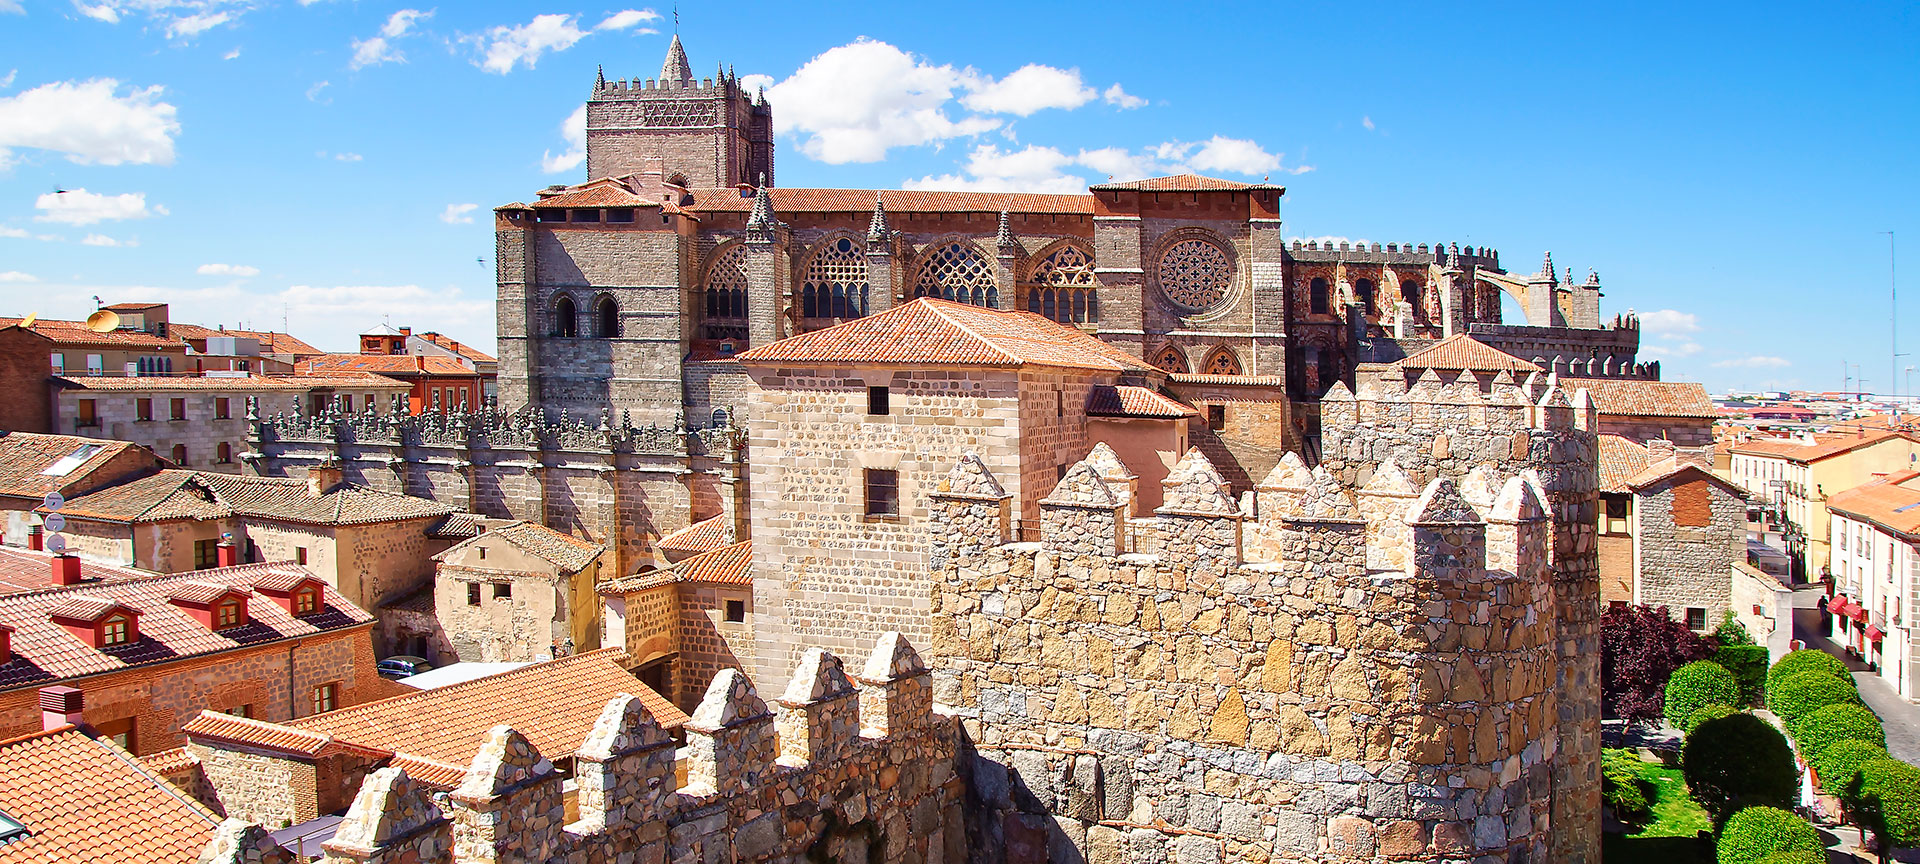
xmin=763 ymin=39 xmax=1000 ymax=164
xmin=165 ymin=10 xmax=229 ymax=39
xmin=1074 ymin=146 xmax=1156 ymax=181
xmin=34 ymin=189 xmax=166 ymax=225
xmin=0 ymin=70 xmax=14 ymax=89
xmin=74 ymin=2 xmax=119 ymax=23
xmin=904 ymin=144 xmax=1087 ymax=194
xmin=541 ymin=105 xmax=586 ymax=174
xmin=0 ymin=226 xmax=25 ymax=238
xmin=440 ymin=203 xmax=479 ymax=224
xmin=382 ymin=8 xmax=429 ymax=38
xmin=81 ymin=233 xmax=132 ymax=246
xmin=1640 ymin=308 xmax=1700 ymax=337
xmin=1186 ymin=136 xmax=1283 ymax=175
xmin=353 ymin=9 xmax=431 ymax=69
xmin=1642 ymin=341 xmax=1703 ymax=359
xmin=0 ymin=1 xmax=22 ymax=13
xmin=69 ymin=1 xmax=265 ymax=39
xmin=333 ymin=152 xmax=362 ymax=162
xmin=1714 ymin=356 xmax=1791 ymax=369
xmin=959 ymin=64 xmax=1095 ymax=116
xmin=595 ymin=9 xmax=659 ymax=30
xmin=0 ymin=271 xmax=37 ymax=283
xmin=1102 ymin=83 xmax=1145 ymax=110
xmin=1362 ymin=115 xmax=1375 ymax=131
xmin=1075 ymin=137 xmax=1300 ymax=183
xmin=306 ymin=80 xmax=330 ymax=101
xmin=197 ymin=263 xmax=259 ymax=277
xmin=221 ymin=48 xmax=240 ymax=60
xmin=469 ymin=14 xmax=588 ymax=74
xmin=0 ymin=78 xmax=179 ymax=166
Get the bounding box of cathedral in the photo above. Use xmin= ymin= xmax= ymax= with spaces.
xmin=494 ymin=35 xmax=1646 ymax=456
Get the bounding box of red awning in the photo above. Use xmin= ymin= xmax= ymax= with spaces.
xmin=1831 ymin=597 xmax=1853 ymax=616
xmin=1867 ymin=625 xmax=1886 ymax=642
xmin=1851 ymin=606 xmax=1871 ymax=624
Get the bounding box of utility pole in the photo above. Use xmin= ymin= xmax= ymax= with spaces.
xmin=1883 ymin=231 xmax=1900 ymax=404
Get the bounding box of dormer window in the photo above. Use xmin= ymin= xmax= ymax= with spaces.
xmin=101 ymin=615 xmax=130 ymax=646
xmin=50 ymin=598 xmax=141 ymax=649
xmin=215 ymin=599 xmax=243 ymax=629
xmin=295 ymin=587 xmax=318 ymax=616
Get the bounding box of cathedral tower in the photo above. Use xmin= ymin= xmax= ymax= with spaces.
xmin=584 ymin=35 xmax=774 ymax=187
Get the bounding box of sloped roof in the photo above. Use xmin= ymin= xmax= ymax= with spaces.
xmin=297 ymin=354 xmax=478 ymax=377
xmin=736 ymin=297 xmax=1153 ymax=372
xmin=0 ymin=547 xmax=153 ymax=596
xmin=0 ymin=727 xmax=221 ymax=864
xmin=1165 ymin=372 xmax=1289 ymax=388
xmin=601 ymin=540 xmax=752 ymax=594
xmin=1625 ymin=458 xmax=1747 ymax=495
xmin=54 ymin=470 xmax=453 ymax=527
xmin=438 ymin=521 xmax=605 ymax=573
xmin=531 ymin=180 xmax=653 ymax=209
xmin=1597 ymin=434 xmax=1650 ymax=493
xmin=0 ymin=318 xmax=182 ymax=349
xmin=0 ymin=432 xmax=148 ymax=501
xmin=167 ymin=323 xmax=322 ymax=356
xmin=416 ymin=332 xmax=496 ymax=364
xmin=426 ymin=512 xmax=485 ymax=540
xmin=0 ymin=562 xmax=372 ymax=690
xmin=1089 ymin=173 xmax=1285 ymax=192
xmin=99 ymin=302 xmax=164 ymax=311
xmin=1827 ymin=471 xmax=1920 ymax=538
xmin=53 ymin=373 xmax=406 ymax=391
xmin=291 ymin=648 xmax=686 ymax=765
xmin=1729 ymin=430 xmax=1919 ymax=463
xmin=1577 ymin=379 xmax=1717 ymax=419
xmin=656 ymin=515 xmax=731 ymax=555
xmin=49 ymin=471 xmax=229 ymax=524
xmin=1087 ymin=385 xmax=1198 ymax=419
xmin=1390 ymin=334 xmax=1541 ymax=373
xmin=688 ymin=187 xmax=1095 ymax=216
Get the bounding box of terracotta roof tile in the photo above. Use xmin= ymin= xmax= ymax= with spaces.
xmin=0 ymin=562 xmax=372 ymax=690
xmin=0 ymin=547 xmax=153 ymax=596
xmin=688 ymin=187 xmax=1095 ymax=216
xmin=296 ymin=354 xmax=478 ymax=377
xmin=1624 ymin=458 xmax=1744 ymax=494
xmin=168 ymin=324 xmax=323 ymax=356
xmin=1576 ymin=379 xmax=1717 ymax=419
xmin=1729 ymin=430 xmax=1919 ymax=463
xmin=1827 ymin=471 xmax=1920 ymax=538
xmin=1165 ymin=372 xmax=1288 ymax=387
xmin=0 ymin=727 xmax=221 ymax=864
xmin=437 ymin=521 xmax=604 ymax=573
xmin=1088 ymin=173 xmax=1285 ymax=192
xmin=181 ymin=710 xmax=337 ymax=757
xmin=416 ymin=332 xmax=496 ymax=364
xmin=1087 ymin=385 xmax=1198 ymax=419
xmin=165 ymin=580 xmax=241 ymax=604
xmin=139 ymin=746 xmax=199 ymax=777
xmin=1597 ymin=434 xmax=1650 ymax=493
xmin=291 ymin=648 xmax=686 ymax=765
xmin=736 ymin=297 xmax=1153 ymax=372
xmin=385 ymin=753 xmax=468 ymax=790
xmin=676 ymin=540 xmax=751 ymax=586
xmin=54 ymin=374 xmax=406 ymax=391
xmin=531 ymin=181 xmax=653 ymax=209
xmin=74 ymin=471 xmax=456 ymax=527
xmin=45 ymin=595 xmax=130 ymax=622
xmin=0 ymin=432 xmax=146 ymax=501
xmin=0 ymin=318 xmax=183 ymax=349
xmin=656 ymin=515 xmax=731 ymax=554
xmin=427 ymin=512 xmax=485 ymax=540
xmin=99 ymin=302 xmax=165 ymax=312
xmin=1390 ymin=334 xmax=1541 ymax=373
xmin=48 ymin=471 xmax=229 ymax=524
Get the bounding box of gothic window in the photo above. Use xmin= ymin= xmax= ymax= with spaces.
xmin=1151 ymin=344 xmax=1188 ymax=374
xmin=1201 ymin=347 xmax=1243 ymax=376
xmin=800 ymin=237 xmax=870 ymax=322
xmin=913 ymin=242 xmax=997 ymax=308
xmin=703 ymin=245 xmax=750 ymax=341
xmin=1155 ymin=237 xmax=1232 ymax=311
xmin=552 ymin=295 xmax=578 ymax=338
xmin=593 ymin=295 xmax=620 ymax=337
xmin=1309 ymin=277 xmax=1329 ymax=315
xmin=1027 ymin=244 xmax=1098 ymax=324
xmin=1401 ymin=280 xmax=1427 ymax=324
xmin=1355 ymin=279 xmax=1376 ymax=315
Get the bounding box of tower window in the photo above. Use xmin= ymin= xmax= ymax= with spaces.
xmin=1309 ymin=277 xmax=1330 ymax=315
xmin=868 ymin=386 xmax=889 ymax=416
xmin=1208 ymin=405 xmax=1227 ymax=431
xmin=553 ymin=295 xmax=578 ymax=338
xmin=594 ymin=295 xmax=620 ymax=337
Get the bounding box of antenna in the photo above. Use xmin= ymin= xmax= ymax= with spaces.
xmin=1883 ymin=231 xmax=1900 ymax=402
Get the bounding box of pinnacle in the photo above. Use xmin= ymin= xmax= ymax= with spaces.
xmin=660 ymin=33 xmax=692 ymax=83
xmin=866 ymin=193 xmax=890 ymax=242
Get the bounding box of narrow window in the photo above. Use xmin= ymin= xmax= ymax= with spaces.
xmin=553 ymin=296 xmax=578 ymax=337
xmin=76 ymin=399 xmax=97 ymax=428
xmin=215 ymin=397 xmax=230 ymax=420
xmin=1309 ymin=278 xmax=1329 ymax=315
xmin=137 ymin=398 xmax=153 ymax=421
xmin=295 ymin=546 xmax=308 ymax=565
xmin=86 ymin=354 xmax=103 ymax=376
xmin=194 ymin=539 xmax=218 ymax=570
xmin=467 ymin=583 xmax=481 ymax=606
xmin=50 ymin=353 xmax=63 ymax=373
xmin=310 ymin=683 xmax=337 ymax=714
xmin=865 ymin=468 xmax=899 ymax=517
xmin=477 ymin=547 xmax=487 ymax=560
xmin=594 ymin=296 xmax=620 ymax=337
xmin=172 ymin=444 xmax=187 ymax=466
xmin=170 ymin=397 xmax=186 ymax=420
xmin=217 ymin=442 xmax=232 ymax=464
xmin=1685 ymin=607 xmax=1707 ymax=631
xmin=493 ymin=583 xmax=511 ymax=599
xmin=1207 ymin=405 xmax=1227 ymax=431
xmin=724 ymin=599 xmax=746 ymax=623
xmin=1355 ymin=279 xmax=1376 ymax=314
xmin=295 ymin=588 xmax=318 ymax=615
xmin=224 ymin=704 xmax=251 ymax=718
xmin=868 ymin=386 xmax=889 ymax=416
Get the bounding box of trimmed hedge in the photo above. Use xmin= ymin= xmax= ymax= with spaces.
xmin=1750 ymin=852 xmax=1825 ymax=864
xmin=1602 ymin=748 xmax=1655 ymax=820
xmin=1685 ymin=713 xmax=1799 ymax=820
xmin=1715 ymin=644 xmax=1771 ymax=707
xmin=1792 ymin=703 xmax=1885 ymax=761
xmin=1715 ymin=805 xmax=1824 ymax=864
xmin=1767 ymin=649 xmax=1852 ymax=692
xmin=1667 ymin=661 xmax=1741 ymax=728
xmin=1812 ymin=739 xmax=1891 ymax=793
xmin=1684 ymin=703 xmax=1740 ymax=736
xmin=1848 ymin=758 xmax=1920 ymax=849
xmin=1768 ymin=670 xmax=1864 ymax=726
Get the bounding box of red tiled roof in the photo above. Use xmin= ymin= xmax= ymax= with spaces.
xmin=181 ymin=710 xmax=339 ymax=757
xmin=53 ymin=470 xmax=453 ymax=527
xmin=688 ymin=187 xmax=1096 ymax=216
xmin=296 ymin=354 xmax=478 ymax=377
xmin=0 ymin=562 xmax=373 ymax=692
xmin=168 ymin=323 xmax=323 ymax=356
xmin=1577 ymin=379 xmax=1718 ymax=419
xmin=1729 ymin=430 xmax=1919 ymax=463
xmin=386 ymin=753 xmax=468 ymax=790
xmin=1597 ymin=434 xmax=1650 ymax=493
xmin=736 ymin=297 xmax=1154 ymax=372
xmin=1390 ymin=334 xmax=1541 ymax=373
xmin=676 ymin=540 xmax=751 ymax=586
xmin=0 ymin=318 xmax=183 ymax=349
xmin=1165 ymin=372 xmax=1288 ymax=388
xmin=49 ymin=472 xmax=229 ymax=524
xmin=166 ymin=580 xmax=242 ymax=604
xmin=532 ymin=180 xmax=653 ymax=208
xmin=291 ymin=648 xmax=686 ymax=765
xmin=0 ymin=547 xmax=153 ymax=596
xmin=1087 ymin=385 xmax=1198 ymax=419
xmin=53 ymin=373 xmax=406 ymax=391
xmin=416 ymin=332 xmax=496 ymax=364
xmin=1827 ymin=471 xmax=1920 ymax=538
xmin=0 ymin=727 xmax=221 ymax=864
xmin=1089 ymin=173 xmax=1285 ymax=192
xmin=100 ymin=302 xmax=165 ymax=312
xmin=1624 ymin=458 xmax=1744 ymax=495
xmin=139 ymin=746 xmax=199 ymax=777
xmin=436 ymin=521 xmax=604 ymax=573
xmin=656 ymin=515 xmax=730 ymax=554
xmin=0 ymin=431 xmax=148 ymax=501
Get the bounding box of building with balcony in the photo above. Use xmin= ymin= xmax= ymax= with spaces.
xmin=1828 ymin=471 xmax=1920 ymax=700
xmin=1729 ymin=430 xmax=1920 ymax=580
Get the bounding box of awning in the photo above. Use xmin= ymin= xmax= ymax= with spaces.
xmin=1852 ymin=606 xmax=1871 ymax=624
xmin=1867 ymin=625 xmax=1886 ymax=642
xmin=1830 ymin=597 xmax=1853 ymax=616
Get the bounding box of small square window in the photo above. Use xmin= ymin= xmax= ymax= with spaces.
xmin=1685 ymin=607 xmax=1708 ymax=631
xmin=170 ymin=397 xmax=186 ymax=420
xmin=1207 ymin=405 xmax=1226 ymax=431
xmin=310 ymin=683 xmax=337 ymax=714
xmin=467 ymin=583 xmax=481 ymax=606
xmin=215 ymin=600 xmax=242 ymax=629
xmin=295 ymin=546 xmax=308 ymax=565
xmin=493 ymin=583 xmax=511 ymax=600
xmin=867 ymin=386 xmax=889 ymax=416
xmin=224 ymin=704 xmax=251 ymax=718
xmin=724 ymin=599 xmax=746 ymax=623
xmin=101 ymin=615 xmax=130 ymax=646
xmin=136 ymin=398 xmax=153 ymax=422
xmin=295 ymin=588 xmax=318 ymax=615
xmin=865 ymin=468 xmax=899 ymax=517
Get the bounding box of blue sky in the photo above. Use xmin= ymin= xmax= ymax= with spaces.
xmin=0 ymin=0 xmax=1914 ymax=395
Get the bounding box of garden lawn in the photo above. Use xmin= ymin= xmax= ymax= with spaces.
xmin=1605 ymin=761 xmax=1716 ymax=863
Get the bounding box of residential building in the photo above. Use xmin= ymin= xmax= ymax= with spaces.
xmin=1729 ymin=430 xmax=1920 ymax=579
xmin=0 ymin=550 xmax=384 ymax=754
xmin=0 ymin=721 xmax=225 ymax=863
xmin=599 ymin=538 xmax=753 ymax=711
xmin=1596 ymin=437 xmax=1755 ymax=630
xmin=0 ymin=431 xmax=165 ymax=549
xmin=360 ymin=324 xmax=500 ymax=404
xmin=169 ymin=324 xmax=325 ymax=376
xmin=1574 ymin=378 xmax=1718 ymax=446
xmin=51 ymin=374 xmax=409 ymax=473
xmin=1827 ymin=472 xmax=1920 ymax=700
xmin=297 ymin=354 xmax=484 ymax=414
xmin=428 ymin=520 xmax=606 ymax=664
xmin=0 ymin=311 xmax=186 ymax=380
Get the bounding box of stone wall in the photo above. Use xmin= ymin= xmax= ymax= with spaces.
xmin=1633 ymin=473 xmax=1743 ymax=622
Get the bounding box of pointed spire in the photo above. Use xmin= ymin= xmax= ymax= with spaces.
xmin=1541 ymin=251 xmax=1556 ymax=283
xmin=716 ymin=61 xmax=725 ymax=85
xmin=1587 ymin=268 xmax=1600 ymax=285
xmin=995 ymin=210 xmax=1016 ymax=250
xmin=745 ymin=175 xmax=775 ymax=241
xmin=595 ymin=64 xmax=606 ymax=89
xmin=866 ymin=193 xmax=890 ymax=243
xmin=660 ymin=33 xmax=692 ymax=83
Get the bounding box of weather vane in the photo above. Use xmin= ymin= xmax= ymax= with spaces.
xmin=673 ymin=4 xmax=679 ymax=33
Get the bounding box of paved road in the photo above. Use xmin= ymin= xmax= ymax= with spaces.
xmin=1791 ymin=589 xmax=1920 ymax=764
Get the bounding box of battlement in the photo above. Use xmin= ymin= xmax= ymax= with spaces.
xmin=1288 ymin=239 xmax=1501 ymax=270
xmin=199 ymin=634 xmax=961 ymax=864
xmin=247 ymin=397 xmax=744 ymax=457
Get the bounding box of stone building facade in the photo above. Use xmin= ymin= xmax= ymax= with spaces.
xmin=1622 ymin=442 xmax=1748 ymax=628
xmin=430 ymin=520 xmax=607 ymax=663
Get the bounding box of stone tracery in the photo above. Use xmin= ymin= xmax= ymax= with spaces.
xmin=912 ymin=241 xmax=997 ymax=308
xmin=1155 ymin=237 xmax=1233 ymax=311
xmin=800 ymin=237 xmax=870 ymax=323
xmin=1025 ymin=243 xmax=1097 ymax=325
xmin=703 ymin=245 xmax=749 ymax=341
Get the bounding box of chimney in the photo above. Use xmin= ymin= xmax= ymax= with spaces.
xmin=51 ymin=554 xmax=82 ymax=586
xmin=40 ymin=686 xmax=83 ymax=732
xmin=1647 ymin=439 xmax=1677 ymax=463
xmin=415 ymin=355 xmax=426 ymax=371
xmin=216 ymin=539 xmax=238 ymax=568
xmin=27 ymin=524 xmax=41 ymax=551
xmin=306 ymin=461 xmax=343 ymax=498
xmin=399 ymin=327 xmax=411 ymax=338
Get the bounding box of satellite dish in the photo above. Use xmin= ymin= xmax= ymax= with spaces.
xmin=85 ymin=309 xmax=120 ymax=333
xmin=20 ymin=312 xmax=37 ymax=328
xmin=45 ymin=534 xmax=66 ymax=554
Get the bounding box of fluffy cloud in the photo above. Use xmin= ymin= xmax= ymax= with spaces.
xmin=81 ymin=233 xmax=132 ymax=246
xmin=596 ymin=9 xmax=659 ymax=31
xmin=306 ymin=80 xmax=330 ymax=102
xmin=275 ymin=283 xmax=492 ymax=346
xmin=541 ymin=105 xmax=586 ymax=174
xmin=352 ymin=8 xmax=431 ymax=69
xmin=1184 ymin=136 xmax=1284 ymax=175
xmin=197 ymin=263 xmax=259 ymax=277
xmin=469 ymin=14 xmax=588 ymax=74
xmin=761 ymin=39 xmax=999 ymax=164
xmin=0 ymin=226 xmax=25 ymax=238
xmin=222 ymin=48 xmax=239 ymax=60
xmin=1641 ymin=341 xmax=1703 ymax=359
xmin=72 ymin=1 xmax=255 ymax=39
xmin=0 ymin=1 xmax=20 ymax=14
xmin=904 ymin=144 xmax=1087 ymax=194
xmin=1102 ymin=84 xmax=1145 ymax=109
xmin=910 ymin=134 xmax=1301 ymax=193
xmin=441 ymin=203 xmax=480 ymax=224
xmin=1714 ymin=356 xmax=1791 ymax=369
xmin=0 ymin=271 xmax=37 ymax=282
xmin=960 ymin=64 xmax=1095 ymax=116
xmin=74 ymin=2 xmax=120 ymax=22
xmin=166 ymin=10 xmax=229 ymax=39
xmin=0 ymin=78 xmax=179 ymax=166
xmin=333 ymin=152 xmax=362 ymax=162
xmin=1640 ymin=309 xmax=1700 ymax=337
xmin=34 ymin=189 xmax=166 ymax=225
xmin=1362 ymin=115 xmax=1376 ymax=131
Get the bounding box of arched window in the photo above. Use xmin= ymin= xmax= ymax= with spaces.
xmin=1354 ymin=279 xmax=1375 ymax=315
xmin=594 ymin=295 xmax=620 ymax=337
xmin=703 ymin=245 xmax=750 ymax=341
xmin=1028 ymin=244 xmax=1097 ymax=324
xmin=1151 ymin=344 xmax=1188 ymax=373
xmin=1201 ymin=347 xmax=1243 ymax=376
xmin=913 ymin=242 xmax=997 ymax=308
xmin=1401 ymin=280 xmax=1426 ymax=324
xmin=800 ymin=237 xmax=869 ymax=325
xmin=1309 ymin=277 xmax=1329 ymax=315
xmin=552 ymin=295 xmax=578 ymax=338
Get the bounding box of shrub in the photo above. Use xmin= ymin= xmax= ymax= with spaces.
xmin=1793 ymin=703 xmax=1885 ymax=762
xmin=1812 ymin=739 xmax=1891 ymax=793
xmin=1716 ymin=611 xmax=1758 ymax=646
xmin=1715 ymin=644 xmax=1771 ymax=707
xmin=1667 ymin=661 xmax=1741 ymax=727
xmin=1768 ymin=670 xmax=1865 ymax=726
xmin=1750 ymin=852 xmax=1825 ymax=864
xmin=1715 ymin=805 xmax=1824 ymax=864
xmin=1602 ymin=748 xmax=1655 ymax=820
xmin=1685 ymin=703 xmax=1740 ymax=735
xmin=1684 ymin=713 xmax=1799 ymax=820
xmin=1848 ymin=759 xmax=1920 ymax=850
xmin=1767 ymin=649 xmax=1852 ymax=693
xmin=1604 ymin=603 xmax=1717 ymax=723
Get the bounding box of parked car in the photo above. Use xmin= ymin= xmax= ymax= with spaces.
xmin=377 ymin=655 xmax=433 ymax=679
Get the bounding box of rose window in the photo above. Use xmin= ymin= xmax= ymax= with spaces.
xmin=1155 ymin=239 xmax=1232 ymax=311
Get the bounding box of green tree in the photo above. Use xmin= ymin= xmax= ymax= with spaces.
xmin=1793 ymin=703 xmax=1885 ymax=763
xmin=1684 ymin=703 xmax=1740 ymax=735
xmin=1667 ymin=661 xmax=1740 ymax=727
xmin=1715 ymin=806 xmax=1824 ymax=864
xmin=1715 ymin=644 xmax=1771 ymax=707
xmin=1768 ymin=670 xmax=1864 ymax=727
xmin=1767 ymin=649 xmax=1852 ymax=693
xmin=1684 ymin=713 xmax=1799 ymax=820
xmin=1847 ymin=759 xmax=1920 ymax=863
xmin=1812 ymin=739 xmax=1892 ymax=794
